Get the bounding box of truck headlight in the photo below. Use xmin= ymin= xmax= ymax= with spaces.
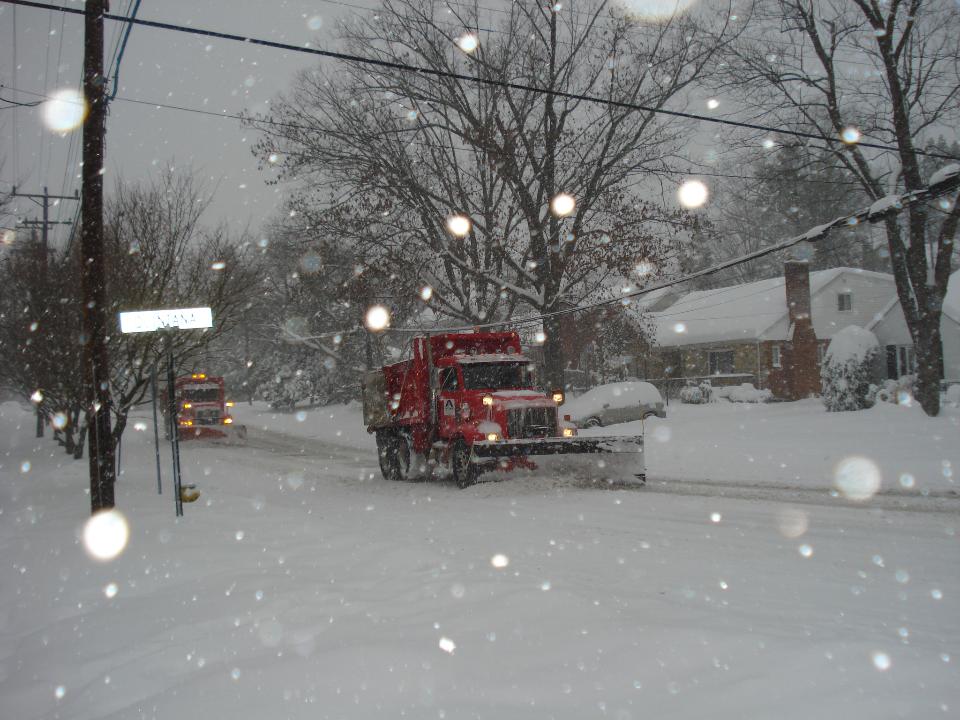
xmin=224 ymin=417 xmax=233 ymax=425
xmin=562 ymin=427 xmax=575 ymax=438
xmin=482 ymin=395 xmax=494 ymax=407
xmin=225 ymin=401 xmax=235 ymax=407
xmin=486 ymin=432 xmax=500 ymax=442
xmin=182 ymin=402 xmax=192 ymax=409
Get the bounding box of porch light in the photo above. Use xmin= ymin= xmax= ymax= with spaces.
xmin=224 ymin=417 xmax=233 ymax=425
xmin=562 ymin=427 xmax=575 ymax=438
xmin=183 ymin=402 xmax=192 ymax=409
xmin=552 ymin=390 xmax=564 ymax=404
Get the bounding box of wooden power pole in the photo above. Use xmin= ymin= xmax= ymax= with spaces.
xmin=81 ymin=0 xmax=115 ymax=512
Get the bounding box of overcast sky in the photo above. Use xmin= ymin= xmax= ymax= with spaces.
xmin=2 ymin=0 xmax=384 ymax=245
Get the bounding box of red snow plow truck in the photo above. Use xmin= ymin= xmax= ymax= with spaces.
xmin=362 ymin=332 xmax=645 ymax=488
xmin=164 ymin=373 xmax=246 ymax=442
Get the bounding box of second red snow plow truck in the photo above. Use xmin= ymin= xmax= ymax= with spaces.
xmin=362 ymin=332 xmax=645 ymax=488
xmin=164 ymin=373 xmax=246 ymax=442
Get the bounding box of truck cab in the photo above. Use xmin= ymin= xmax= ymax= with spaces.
xmin=434 ymin=354 xmax=568 ymax=442
xmin=164 ymin=373 xmax=238 ymax=440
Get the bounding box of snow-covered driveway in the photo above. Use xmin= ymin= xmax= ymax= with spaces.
xmin=1 ymin=401 xmax=958 ymax=719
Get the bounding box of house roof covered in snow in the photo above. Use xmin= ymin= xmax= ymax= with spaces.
xmin=651 ymin=267 xmax=896 ymax=347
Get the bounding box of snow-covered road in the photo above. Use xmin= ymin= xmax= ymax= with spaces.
xmin=1 ymin=401 xmax=958 ymax=719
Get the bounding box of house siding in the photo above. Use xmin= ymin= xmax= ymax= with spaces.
xmin=763 ymin=270 xmax=899 ymax=341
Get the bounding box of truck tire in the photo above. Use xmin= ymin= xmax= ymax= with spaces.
xmin=451 ymin=439 xmax=476 ymax=489
xmin=376 ymin=431 xmax=401 ymax=482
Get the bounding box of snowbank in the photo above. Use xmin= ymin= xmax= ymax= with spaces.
xmin=583 ymin=397 xmax=959 ymax=494
xmin=723 ymin=383 xmax=772 ymax=403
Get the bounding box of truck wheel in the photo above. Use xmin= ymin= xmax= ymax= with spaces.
xmin=451 ymin=439 xmax=476 ymax=489
xmin=376 ymin=431 xmax=400 ymax=482
xmin=585 ymin=416 xmax=602 ymax=428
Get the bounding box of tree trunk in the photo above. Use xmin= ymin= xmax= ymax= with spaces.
xmin=74 ymin=422 xmax=88 ymax=460
xmin=111 ymin=411 xmax=128 ymax=449
xmin=913 ymin=316 xmax=942 ymax=416
xmin=542 ymin=314 xmax=565 ymax=392
xmin=64 ymin=425 xmax=75 ymax=455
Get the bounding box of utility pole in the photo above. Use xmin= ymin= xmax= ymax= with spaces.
xmin=81 ymin=0 xmax=115 ymax=513
xmin=13 ymin=188 xmax=78 ymax=438
xmin=11 ymin=187 xmax=79 ymax=272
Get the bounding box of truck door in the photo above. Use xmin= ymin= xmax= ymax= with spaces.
xmin=437 ymin=367 xmax=460 ymax=438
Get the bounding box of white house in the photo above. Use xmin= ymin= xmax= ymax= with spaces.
xmin=869 ymin=269 xmax=960 ymax=381
xmin=643 ymin=263 xmax=960 ymax=399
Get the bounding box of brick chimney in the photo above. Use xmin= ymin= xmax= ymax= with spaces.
xmin=782 ymin=260 xmax=820 ymax=399
xmin=784 ymin=260 xmax=811 ymax=324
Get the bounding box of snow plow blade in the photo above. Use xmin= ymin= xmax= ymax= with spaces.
xmin=471 ymin=435 xmax=645 ymax=485
xmin=178 ymin=424 xmax=248 ymax=445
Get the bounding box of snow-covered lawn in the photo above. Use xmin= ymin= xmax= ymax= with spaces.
xmin=589 ymin=398 xmax=960 ymax=496
xmin=1 ymin=400 xmax=958 ymax=719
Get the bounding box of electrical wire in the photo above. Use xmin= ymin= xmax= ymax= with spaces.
xmin=108 ymin=0 xmax=142 ymax=102
xmin=274 ymin=172 xmax=960 ymax=342
xmin=0 ymin=85 xmax=896 ymax=189
xmin=3 ymin=0 xmax=958 ymax=163
xmin=387 ymin=170 xmax=960 ymax=334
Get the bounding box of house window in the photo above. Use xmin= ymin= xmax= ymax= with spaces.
xmin=837 ymin=292 xmax=853 ymax=311
xmin=709 ymin=350 xmax=735 ymax=375
xmin=771 ymin=345 xmax=782 ymax=368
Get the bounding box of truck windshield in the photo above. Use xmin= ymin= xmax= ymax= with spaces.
xmin=460 ymin=363 xmax=531 ymax=390
xmin=181 ymin=387 xmax=220 ymax=402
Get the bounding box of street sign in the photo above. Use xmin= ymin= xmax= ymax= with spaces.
xmin=118 ymin=307 xmax=213 ymax=334
xmin=118 ymin=306 xmax=213 ymax=517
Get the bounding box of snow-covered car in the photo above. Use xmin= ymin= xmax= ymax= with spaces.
xmin=561 ymin=381 xmax=666 ymax=428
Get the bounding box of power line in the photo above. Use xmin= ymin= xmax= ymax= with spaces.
xmin=3 ymin=0 xmax=958 ymax=163
xmin=272 ymin=170 xmax=960 ymax=342
xmin=311 ymin=0 xmax=929 ymax=74
xmin=0 ymin=84 xmax=886 ymax=189
xmin=108 ymin=0 xmax=142 ymax=102
xmin=389 ymin=168 xmax=960 ymax=334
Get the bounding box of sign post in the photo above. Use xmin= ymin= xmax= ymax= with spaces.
xmin=150 ymin=365 xmax=162 ymax=495
xmin=119 ymin=307 xmax=213 ymax=517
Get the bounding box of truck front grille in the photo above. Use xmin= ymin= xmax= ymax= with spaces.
xmin=506 ymin=407 xmax=557 ymax=439
xmin=194 ymin=409 xmax=221 ymax=425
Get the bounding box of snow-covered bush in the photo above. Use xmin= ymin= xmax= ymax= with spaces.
xmin=871 ymin=375 xmax=916 ymax=406
xmin=679 ymin=381 xmax=715 ymax=404
xmin=821 ymin=326 xmax=880 ymax=412
xmin=699 ymin=381 xmax=713 ymax=403
xmin=726 ymin=383 xmax=773 ymax=403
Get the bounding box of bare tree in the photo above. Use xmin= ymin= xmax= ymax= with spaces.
xmin=104 ymin=170 xmax=262 ymax=443
xmin=696 ymin=144 xmax=882 ymax=285
xmin=0 ymin=231 xmax=87 ymax=454
xmin=715 ymin=0 xmax=960 ymax=414
xmin=250 ymin=0 xmax=735 ymax=387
